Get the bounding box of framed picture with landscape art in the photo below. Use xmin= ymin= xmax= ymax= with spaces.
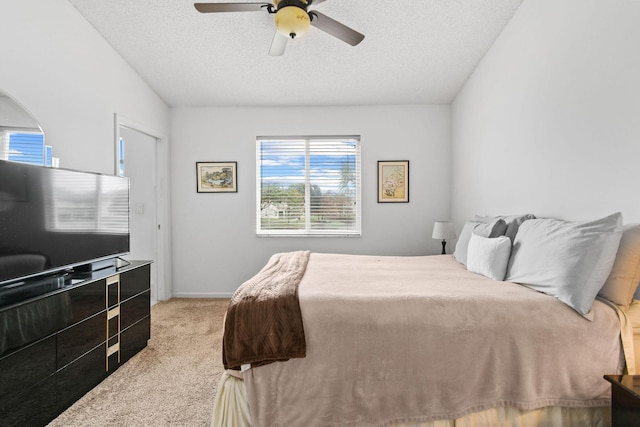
xmin=196 ymin=161 xmax=238 ymax=193
xmin=378 ymin=160 xmax=409 ymax=203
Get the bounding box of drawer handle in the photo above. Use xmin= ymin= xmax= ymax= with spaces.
xmin=107 ymin=342 xmax=120 ymax=357
xmin=106 ymin=275 xmax=120 ymax=286
xmin=107 ymin=306 xmax=120 ymax=319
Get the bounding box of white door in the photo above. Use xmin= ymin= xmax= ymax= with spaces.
xmin=120 ymin=126 xmax=158 ymax=303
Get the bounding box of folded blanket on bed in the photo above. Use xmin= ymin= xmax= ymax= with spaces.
xmin=223 ymin=250 xmax=310 ymax=370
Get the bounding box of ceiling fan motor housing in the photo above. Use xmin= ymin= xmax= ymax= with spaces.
xmin=274 ymin=0 xmax=311 ymax=39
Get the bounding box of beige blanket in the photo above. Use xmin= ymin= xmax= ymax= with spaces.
xmin=223 ymin=250 xmax=309 ymax=370
xmin=243 ymin=253 xmax=625 ymax=426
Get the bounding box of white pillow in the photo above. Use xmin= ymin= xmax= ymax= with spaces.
xmin=453 ymin=219 xmax=507 ymax=266
xmin=466 ymin=234 xmax=512 ymax=281
xmin=506 ymin=212 xmax=624 ymax=317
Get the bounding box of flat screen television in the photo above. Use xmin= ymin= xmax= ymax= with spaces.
xmin=0 ymin=160 xmax=130 ymax=285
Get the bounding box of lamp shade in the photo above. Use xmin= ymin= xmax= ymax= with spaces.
xmin=275 ymin=6 xmax=311 ymax=38
xmin=432 ymin=221 xmax=457 ymax=240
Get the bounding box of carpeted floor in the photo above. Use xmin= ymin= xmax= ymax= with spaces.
xmin=48 ymin=298 xmax=229 ymax=427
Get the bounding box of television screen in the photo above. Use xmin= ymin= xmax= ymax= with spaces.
xmin=0 ymin=160 xmax=130 ymax=285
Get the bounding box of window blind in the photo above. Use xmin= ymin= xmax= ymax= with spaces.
xmin=4 ymin=131 xmax=45 ymax=165
xmin=256 ymin=136 xmax=361 ymax=236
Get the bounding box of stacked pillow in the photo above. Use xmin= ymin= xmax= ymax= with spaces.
xmin=454 ymin=212 xmax=639 ymax=318
xmin=454 ymin=214 xmax=535 ymax=266
xmin=453 ymin=218 xmax=508 ymax=265
xmin=474 ymin=214 xmax=536 ymax=242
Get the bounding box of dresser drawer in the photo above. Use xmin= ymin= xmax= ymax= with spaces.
xmin=0 ymin=373 xmax=57 ymax=427
xmin=121 ymin=315 xmax=150 ymax=364
xmin=66 ymin=279 xmax=106 ymax=326
xmin=57 ymin=311 xmax=107 ymax=369
xmin=121 ymin=290 xmax=150 ymax=330
xmin=0 ymin=293 xmax=71 ymax=357
xmin=0 ymin=335 xmax=56 ymax=402
xmin=120 ymin=265 xmax=150 ymax=300
xmin=56 ymin=343 xmax=107 ymax=410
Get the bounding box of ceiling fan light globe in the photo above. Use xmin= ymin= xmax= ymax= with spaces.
xmin=275 ymin=6 xmax=310 ymax=39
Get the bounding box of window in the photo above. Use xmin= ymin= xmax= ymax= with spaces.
xmin=257 ymin=136 xmax=361 ymax=236
xmin=118 ymin=137 xmax=125 ymax=176
xmin=0 ymin=130 xmax=46 ymax=165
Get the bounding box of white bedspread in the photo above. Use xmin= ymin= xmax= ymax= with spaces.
xmin=243 ymin=254 xmax=625 ymax=427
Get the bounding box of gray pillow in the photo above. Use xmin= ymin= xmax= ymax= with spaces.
xmin=453 ymin=219 xmax=507 ymax=265
xmin=505 ymin=212 xmax=624 ymax=317
xmin=474 ymin=214 xmax=536 ymax=242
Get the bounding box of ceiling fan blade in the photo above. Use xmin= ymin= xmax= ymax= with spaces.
xmin=308 ymin=0 xmax=329 ymax=5
xmin=269 ymin=31 xmax=288 ymax=56
xmin=194 ymin=3 xmax=269 ymax=13
xmin=310 ymin=11 xmax=364 ymax=46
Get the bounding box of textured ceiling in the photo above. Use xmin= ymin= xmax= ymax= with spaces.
xmin=67 ymin=0 xmax=524 ymax=107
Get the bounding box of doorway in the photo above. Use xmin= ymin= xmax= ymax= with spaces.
xmin=117 ymin=122 xmax=161 ymax=303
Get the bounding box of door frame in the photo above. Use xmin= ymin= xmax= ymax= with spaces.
xmin=114 ymin=113 xmax=172 ymax=301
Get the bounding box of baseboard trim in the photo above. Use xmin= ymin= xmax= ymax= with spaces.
xmin=171 ymin=292 xmax=233 ymax=299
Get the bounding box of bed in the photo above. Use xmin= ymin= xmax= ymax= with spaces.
xmin=211 ymin=213 xmax=640 ymax=427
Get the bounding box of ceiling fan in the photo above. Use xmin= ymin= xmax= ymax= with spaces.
xmin=194 ymin=0 xmax=365 ymax=56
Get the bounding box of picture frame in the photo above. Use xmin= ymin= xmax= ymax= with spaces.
xmin=377 ymin=160 xmax=409 ymax=203
xmin=196 ymin=161 xmax=238 ymax=193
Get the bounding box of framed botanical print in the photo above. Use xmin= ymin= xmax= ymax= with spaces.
xmin=377 ymin=160 xmax=409 ymax=203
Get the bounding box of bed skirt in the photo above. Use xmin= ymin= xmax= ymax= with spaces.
xmin=210 ymin=372 xmax=610 ymax=427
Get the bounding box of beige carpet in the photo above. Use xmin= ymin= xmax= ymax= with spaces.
xmin=48 ymin=298 xmax=229 ymax=427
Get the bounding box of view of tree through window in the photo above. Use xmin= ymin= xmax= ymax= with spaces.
xmin=257 ymin=136 xmax=361 ymax=236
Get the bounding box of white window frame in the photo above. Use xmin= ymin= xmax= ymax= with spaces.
xmin=256 ymin=135 xmax=361 ymax=237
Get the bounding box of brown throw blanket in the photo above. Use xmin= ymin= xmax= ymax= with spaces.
xmin=222 ymin=251 xmax=310 ymax=370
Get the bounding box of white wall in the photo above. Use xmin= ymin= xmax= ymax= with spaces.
xmin=14 ymin=0 xmax=636 ymax=299
xmin=171 ymin=105 xmax=451 ymax=296
xmin=452 ymin=0 xmax=640 ymax=227
xmin=0 ymin=94 xmax=39 ymax=128
xmin=0 ymin=0 xmax=169 ymax=174
xmin=0 ymin=0 xmax=172 ymax=298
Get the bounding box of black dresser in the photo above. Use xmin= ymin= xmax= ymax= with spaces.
xmin=0 ymin=260 xmax=151 ymax=426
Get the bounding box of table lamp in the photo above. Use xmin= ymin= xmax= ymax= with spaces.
xmin=432 ymin=221 xmax=457 ymax=255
